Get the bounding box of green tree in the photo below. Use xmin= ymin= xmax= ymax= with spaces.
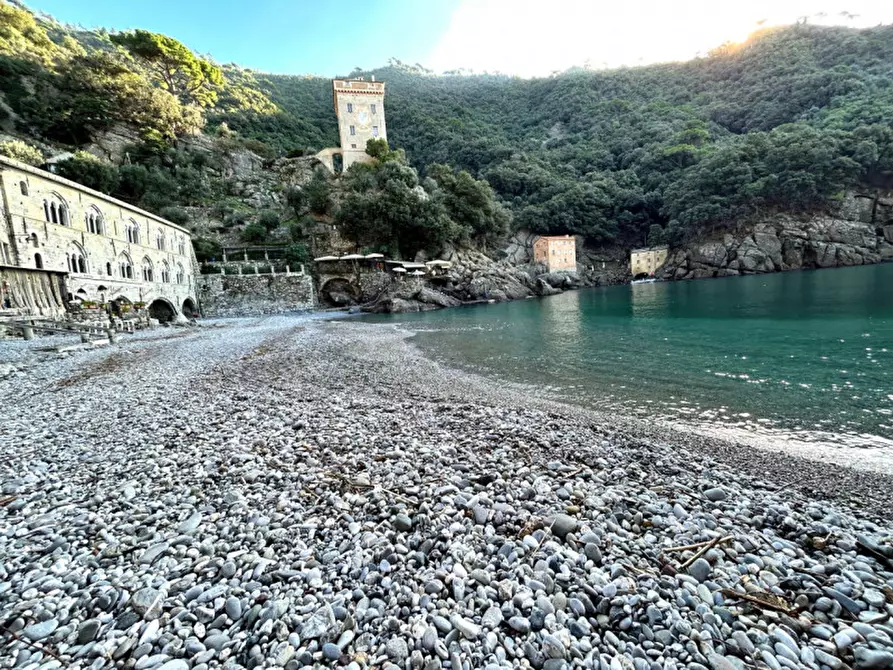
xmin=284 ymin=243 xmax=310 ymax=266
xmin=54 ymin=151 xmax=120 ymax=194
xmin=257 ymin=210 xmax=280 ymax=232
xmin=0 ymin=140 xmax=42 ymax=165
xmin=240 ymin=222 xmax=267 ymax=243
xmin=427 ymin=163 xmax=510 ymax=247
xmin=110 ymin=29 xmax=223 ymax=107
xmin=303 ymin=171 xmax=331 ymax=214
xmin=192 ymin=236 xmax=222 ymax=262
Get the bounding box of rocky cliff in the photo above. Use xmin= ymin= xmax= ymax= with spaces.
xmin=659 ymin=194 xmax=893 ymax=281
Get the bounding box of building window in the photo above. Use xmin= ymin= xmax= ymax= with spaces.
xmin=347 ymin=103 xmax=353 ymax=113
xmin=43 ymin=195 xmax=69 ymax=226
xmin=118 ymin=253 xmax=134 ymax=279
xmin=30 ymin=233 xmax=39 ymax=248
xmin=371 ymin=104 xmax=376 ymax=115
xmin=372 ymin=126 xmax=379 ymax=137
xmin=349 ymin=125 xmax=356 ymax=136
xmin=19 ymin=181 xmax=28 ymax=196
xmin=142 ymin=257 xmax=154 ymax=282
xmin=156 ymin=231 xmax=165 ymax=251
xmin=34 ymin=253 xmax=43 ymax=269
xmin=176 ymin=263 xmax=185 ymax=285
xmin=67 ymin=244 xmax=88 ymax=274
xmin=86 ymin=207 xmax=104 ymax=235
xmin=178 ymin=238 xmax=185 ymax=255
xmin=351 ymin=144 xmax=356 ymax=149
xmin=106 ymin=262 xmax=112 ymax=276
xmin=161 ymin=261 xmax=170 ymax=283
xmin=126 ymin=220 xmax=140 ymax=245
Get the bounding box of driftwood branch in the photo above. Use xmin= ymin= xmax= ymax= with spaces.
xmin=1 ymin=625 xmax=65 ymax=662
xmin=665 ymin=536 xmax=734 ymax=553
xmin=679 ymin=535 xmax=728 ymax=570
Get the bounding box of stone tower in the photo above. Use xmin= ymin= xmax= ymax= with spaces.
xmin=333 ymin=77 xmax=387 ymax=170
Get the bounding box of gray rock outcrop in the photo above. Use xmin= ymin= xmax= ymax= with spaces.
xmin=660 ymin=216 xmax=893 ymax=281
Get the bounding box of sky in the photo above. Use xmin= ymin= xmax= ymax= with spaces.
xmin=28 ymin=0 xmax=893 ymax=78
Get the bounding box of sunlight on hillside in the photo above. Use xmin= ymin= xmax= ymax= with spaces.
xmin=429 ymin=0 xmax=893 ymax=76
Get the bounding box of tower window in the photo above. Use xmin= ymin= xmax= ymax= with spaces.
xmin=349 ymin=125 xmax=356 ymax=136
xmin=372 ymin=126 xmax=379 ymax=137
xmin=371 ymin=104 xmax=376 ymax=114
xmin=19 ymin=181 xmax=28 ymax=196
xmin=347 ymin=103 xmax=353 ymax=113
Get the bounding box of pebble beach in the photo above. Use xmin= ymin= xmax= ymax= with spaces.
xmin=2 ymin=316 xmax=893 ymax=670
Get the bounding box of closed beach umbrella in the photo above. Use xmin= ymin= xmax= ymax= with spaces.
xmin=341 ymin=254 xmax=365 ymax=260
xmin=392 ymin=267 xmax=407 ymax=273
xmin=365 ymin=253 xmax=384 ymax=259
xmin=410 ymin=270 xmax=425 ymax=276
xmin=313 ymin=255 xmax=339 ymax=262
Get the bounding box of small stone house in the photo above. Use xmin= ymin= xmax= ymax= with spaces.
xmin=533 ymin=235 xmax=577 ymax=272
xmin=630 ymin=246 xmax=668 ymax=277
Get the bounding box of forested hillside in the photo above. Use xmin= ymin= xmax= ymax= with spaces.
xmin=2 ymin=0 xmax=892 ymax=254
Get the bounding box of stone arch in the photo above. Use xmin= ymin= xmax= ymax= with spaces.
xmin=182 ymin=297 xmax=197 ymax=317
xmin=320 ymin=277 xmax=358 ymax=307
xmin=632 ymin=272 xmax=651 ymax=281
xmin=148 ymin=298 xmax=177 ymax=323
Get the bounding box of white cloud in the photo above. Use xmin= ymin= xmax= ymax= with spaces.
xmin=427 ymin=0 xmax=893 ymax=77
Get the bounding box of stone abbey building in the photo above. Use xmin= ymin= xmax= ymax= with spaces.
xmin=0 ymin=155 xmax=198 ymax=322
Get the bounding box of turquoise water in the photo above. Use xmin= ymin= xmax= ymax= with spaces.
xmin=371 ymin=265 xmax=893 ymax=451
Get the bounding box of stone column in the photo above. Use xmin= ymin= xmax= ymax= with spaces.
xmin=286 ymin=266 xmax=291 ymax=276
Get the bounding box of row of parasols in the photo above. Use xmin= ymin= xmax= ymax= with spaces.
xmin=312 ymin=253 xmax=453 ymax=276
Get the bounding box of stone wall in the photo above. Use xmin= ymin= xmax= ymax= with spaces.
xmin=196 ymin=273 xmax=315 ymax=317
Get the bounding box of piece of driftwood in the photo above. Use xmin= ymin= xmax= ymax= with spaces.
xmin=719 ymin=588 xmax=799 ymax=616
xmin=665 ymin=536 xmax=734 ymax=553
xmin=680 ymin=536 xmax=726 ymax=570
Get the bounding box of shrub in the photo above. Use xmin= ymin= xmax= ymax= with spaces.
xmin=192 ymin=236 xmax=222 ymax=262
xmin=240 ymin=222 xmax=267 ymax=243
xmin=284 ymin=243 xmax=310 ymax=266
xmin=54 ymin=151 xmax=119 ymax=194
xmin=257 ymin=209 xmax=280 ymax=231
xmin=0 ymin=140 xmax=43 ymax=165
xmin=159 ymin=206 xmax=190 ymax=227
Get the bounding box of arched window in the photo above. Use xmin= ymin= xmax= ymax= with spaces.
xmin=43 ymin=194 xmax=69 ymax=226
xmin=19 ymin=181 xmax=28 ymax=196
xmin=126 ymin=219 xmax=141 ymax=244
xmin=178 ymin=238 xmax=185 ymax=255
xmin=34 ymin=253 xmax=43 ymax=269
xmin=106 ymin=262 xmax=112 ymax=276
xmin=85 ymin=207 xmax=105 ymax=235
xmin=118 ymin=253 xmax=134 ymax=280
xmin=141 ymin=257 xmax=154 ymax=282
xmin=176 ymin=263 xmax=185 ymax=285
xmin=156 ymin=230 xmax=166 ymax=251
xmin=30 ymin=233 xmax=39 ymax=248
xmin=67 ymin=243 xmax=88 ymax=275
xmin=160 ymin=260 xmax=170 ymax=283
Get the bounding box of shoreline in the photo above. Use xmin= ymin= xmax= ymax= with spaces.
xmin=2 ymin=315 xmax=893 ymax=669
xmin=328 ymin=320 xmax=893 ymax=520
